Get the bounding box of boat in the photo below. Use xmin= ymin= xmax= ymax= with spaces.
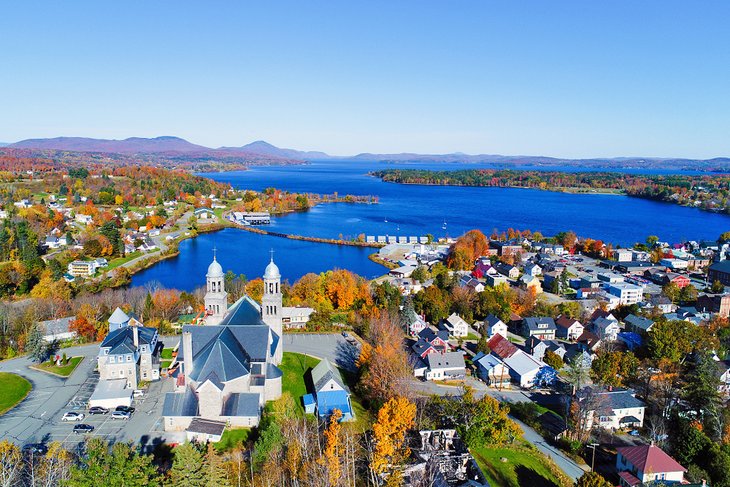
xmin=442 ymin=220 xmax=447 ymax=230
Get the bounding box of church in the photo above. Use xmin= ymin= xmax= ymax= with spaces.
xmin=163 ymin=254 xmax=284 ymax=434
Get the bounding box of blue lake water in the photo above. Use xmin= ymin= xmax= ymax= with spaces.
xmin=131 ymin=160 xmax=730 ymax=289
xmin=130 ymin=227 xmax=385 ymax=291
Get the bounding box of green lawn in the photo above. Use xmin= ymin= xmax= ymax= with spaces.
xmin=279 ymin=352 xmax=320 ymax=413
xmin=33 ymin=356 xmax=83 ymax=377
xmin=215 ymin=428 xmax=251 ymax=452
xmin=161 ymin=348 xmax=175 ymax=360
xmin=466 ymin=332 xmax=480 ymax=341
xmin=471 ymin=443 xmax=570 ymax=487
xmin=0 ymin=373 xmax=31 ymax=415
xmin=105 ymin=251 xmax=142 ymax=271
xmin=161 ymin=360 xmax=172 ymax=369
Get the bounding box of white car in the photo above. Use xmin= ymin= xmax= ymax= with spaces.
xmin=133 ymin=389 xmax=144 ymax=398
xmin=62 ymin=411 xmax=85 ymax=422
xmin=111 ymin=411 xmax=131 ymax=420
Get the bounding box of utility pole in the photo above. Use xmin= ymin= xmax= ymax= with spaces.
xmin=588 ymin=443 xmax=599 ymax=472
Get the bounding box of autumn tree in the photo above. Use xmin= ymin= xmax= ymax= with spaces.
xmin=590 ymin=350 xmax=638 ymax=387
xmin=321 ymin=409 xmax=343 ymax=486
xmin=370 ymin=397 xmax=416 ymax=483
xmin=0 ymin=440 xmax=21 ymax=487
xmin=543 ymin=349 xmax=564 ymax=370
xmin=358 ymin=311 xmax=412 ymax=406
xmin=575 ymin=471 xmax=612 ymax=487
xmin=446 ymin=230 xmax=489 ymax=270
xmin=170 ymin=443 xmax=206 ymax=487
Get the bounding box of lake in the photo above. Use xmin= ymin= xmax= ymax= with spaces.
xmin=130 ymin=227 xmax=386 ymax=291
xmin=131 ymin=160 xmax=730 ymax=290
xmin=202 ymin=160 xmax=729 ymax=245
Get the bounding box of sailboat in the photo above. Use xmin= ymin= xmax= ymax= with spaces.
xmin=384 ymin=217 xmax=388 ymax=223
xmin=442 ymin=220 xmax=447 ymax=230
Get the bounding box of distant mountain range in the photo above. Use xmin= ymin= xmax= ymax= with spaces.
xmin=5 ymin=135 xmax=730 ymax=170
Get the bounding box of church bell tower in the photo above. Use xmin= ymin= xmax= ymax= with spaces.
xmin=262 ymin=251 xmax=283 ymax=363
xmin=204 ymin=250 xmax=228 ymax=325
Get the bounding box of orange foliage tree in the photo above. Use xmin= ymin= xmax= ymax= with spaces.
xmin=370 ymin=397 xmax=416 ymax=482
xmin=446 ymin=230 xmax=489 ymax=270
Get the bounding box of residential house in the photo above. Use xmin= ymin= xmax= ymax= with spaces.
xmin=523 ymin=263 xmax=542 ymax=277
xmin=593 ymin=316 xmax=621 ymax=341
xmin=38 ymin=316 xmax=76 ymax=343
xmin=524 ymin=337 xmax=565 ymax=362
xmin=490 ymin=241 xmax=524 ymax=256
xmin=44 ymin=235 xmax=66 ymax=250
xmin=555 ymin=316 xmax=584 ymax=341
xmin=579 ymin=387 xmax=646 ymax=431
xmin=495 ymin=262 xmax=519 ymax=279
xmin=459 ymin=275 xmax=485 ymax=293
xmin=576 ymin=330 xmax=602 ymax=352
xmin=473 ymin=352 xmax=510 ymax=388
xmin=411 ymin=328 xmax=450 ymax=360
xmin=716 ymin=360 xmax=730 ymax=395
xmin=522 ymin=317 xmax=557 ymax=340
xmin=440 ymin=313 xmax=470 ymax=338
xmin=309 ymin=358 xmax=354 ymax=420
xmin=646 ymin=294 xmax=677 ymax=314
xmin=616 ymin=444 xmax=686 ymax=487
xmin=402 ymin=303 xmax=429 ymax=337
xmin=484 ymin=314 xmax=508 ymax=339
xmin=281 ymin=307 xmax=315 ymax=329
xmin=624 ymin=314 xmax=654 ymax=335
xmin=485 ymin=273 xmax=508 ymax=287
xmin=75 ymin=214 xmax=93 ymax=225
xmin=487 ymin=334 xmax=544 ymax=388
xmin=194 ymin=207 xmax=215 ymax=221
xmin=519 ymin=274 xmax=543 ymax=294
xmin=423 ymin=351 xmax=466 ymax=381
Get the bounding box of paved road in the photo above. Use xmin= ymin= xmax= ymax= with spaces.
xmin=284 ymin=333 xmax=360 ymax=371
xmin=514 ymin=417 xmax=586 ymax=481
xmin=0 ymin=339 xmax=179 ymax=451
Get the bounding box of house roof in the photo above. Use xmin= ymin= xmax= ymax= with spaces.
xmin=617 ymin=471 xmax=641 ymax=487
xmin=219 ymin=296 xmax=265 ymax=326
xmin=444 ymin=313 xmax=468 ymax=330
xmin=484 ymin=314 xmax=505 ymax=328
xmin=411 ymin=339 xmax=435 ymax=357
xmin=38 ymin=316 xmax=75 ymax=337
xmin=624 ymin=314 xmax=654 ymax=332
xmin=487 ymin=334 xmax=519 ymax=359
xmin=162 ymin=389 xmax=199 ymax=417
xmin=187 ymin=418 xmax=226 ymax=436
xmin=108 ymin=307 xmax=130 ymax=325
xmin=312 ymin=358 xmax=348 ymax=393
xmin=316 ymin=389 xmax=353 ymax=417
xmin=524 ymin=317 xmax=557 ymax=332
xmin=555 ymin=316 xmax=581 ymax=330
xmin=100 ymin=324 xmax=156 ymax=355
xmin=617 ymin=444 xmax=686 ymax=474
xmin=223 ymin=392 xmax=261 ymax=417
xmin=426 ymin=351 xmax=465 ymax=371
xmin=418 ymin=327 xmax=449 ymax=344
xmin=710 ymin=260 xmax=730 ymax=274
xmin=503 ymin=350 xmax=542 ymax=376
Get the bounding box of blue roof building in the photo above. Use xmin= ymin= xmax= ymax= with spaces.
xmin=311 ymin=358 xmax=354 ymax=421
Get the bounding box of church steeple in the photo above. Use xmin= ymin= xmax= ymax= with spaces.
xmin=204 ymin=249 xmax=228 ymax=325
xmin=262 ymin=250 xmax=283 ymax=364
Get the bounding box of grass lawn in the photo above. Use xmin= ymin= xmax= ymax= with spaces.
xmin=33 ymin=356 xmax=83 ymax=377
xmin=161 ymin=348 xmax=175 ymax=360
xmin=215 ymin=428 xmax=251 ymax=452
xmin=466 ymin=332 xmax=480 ymax=341
xmin=160 ymin=360 xmax=172 ymax=369
xmin=0 ymin=373 xmax=32 ymax=415
xmin=105 ymin=251 xmax=142 ymax=271
xmin=279 ymin=352 xmax=320 ymax=413
xmin=471 ymin=443 xmax=570 ymax=487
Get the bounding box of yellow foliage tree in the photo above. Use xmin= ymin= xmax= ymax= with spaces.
xmin=371 ymin=397 xmax=416 ymax=478
xmin=322 ymin=408 xmax=343 ymax=485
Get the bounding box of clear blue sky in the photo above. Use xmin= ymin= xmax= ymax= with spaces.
xmin=1 ymin=1 xmax=729 ymax=158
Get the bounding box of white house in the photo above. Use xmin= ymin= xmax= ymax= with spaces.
xmin=473 ymin=352 xmax=510 ymax=388
xmin=555 ymin=316 xmax=584 ymax=341
xmin=440 ymin=313 xmax=469 ymax=338
xmin=593 ymin=316 xmax=621 ymax=342
xmin=281 ymin=307 xmax=315 ymax=329
xmin=523 ymin=263 xmax=542 ymax=277
xmin=75 ymin=214 xmax=93 ymax=225
xmin=487 ymin=334 xmax=544 ymax=388
xmin=484 ymin=314 xmax=508 ymax=339
xmin=423 ymin=352 xmax=466 ymax=381
xmin=38 ymin=316 xmax=77 ymax=343
xmin=579 ymin=387 xmax=646 ymax=431
xmin=616 ymin=444 xmax=686 ymax=487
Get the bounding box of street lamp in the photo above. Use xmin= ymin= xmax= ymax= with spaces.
xmin=588 ymin=443 xmax=599 ymax=472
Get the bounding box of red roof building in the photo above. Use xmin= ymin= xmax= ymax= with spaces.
xmin=486 ymin=334 xmax=518 ymax=360
xmin=616 ymin=444 xmax=686 ymax=486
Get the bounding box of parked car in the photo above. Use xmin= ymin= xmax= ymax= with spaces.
xmin=73 ymin=424 xmax=95 ymax=434
xmin=22 ymin=443 xmax=48 ymax=455
xmin=111 ymin=411 xmax=131 ymax=420
xmin=62 ymin=411 xmax=85 ymax=422
xmin=133 ymin=389 xmax=145 ymax=398
xmin=115 ymin=405 xmax=135 ymax=414
xmin=88 ymin=406 xmax=109 ymax=415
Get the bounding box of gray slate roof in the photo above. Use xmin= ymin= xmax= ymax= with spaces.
xmin=223 ymin=392 xmax=261 ymax=417
xmin=100 ymin=325 xmax=156 ymax=355
xmin=39 ymin=316 xmax=75 ymax=336
xmin=162 ymin=388 xmax=199 ymax=417
xmin=219 ymin=296 xmax=265 ymax=326
xmin=624 ymin=314 xmax=654 ymax=332
xmin=524 ymin=317 xmax=557 ymax=332
xmin=311 ymin=358 xmax=348 ymax=393
xmin=426 ymin=351 xmax=466 ymax=370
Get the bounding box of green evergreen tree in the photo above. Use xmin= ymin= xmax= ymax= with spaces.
xmin=204 ymin=442 xmax=230 ymax=487
xmin=170 ymin=443 xmax=206 ymax=487
xmin=26 ymin=323 xmax=48 ymax=363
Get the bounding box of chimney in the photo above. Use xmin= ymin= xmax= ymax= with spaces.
xmin=132 ymin=325 xmax=139 ymax=348
xmin=183 ymin=330 xmax=193 ymax=375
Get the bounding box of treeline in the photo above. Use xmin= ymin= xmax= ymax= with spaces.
xmin=373 ymin=168 xmax=730 ymax=213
